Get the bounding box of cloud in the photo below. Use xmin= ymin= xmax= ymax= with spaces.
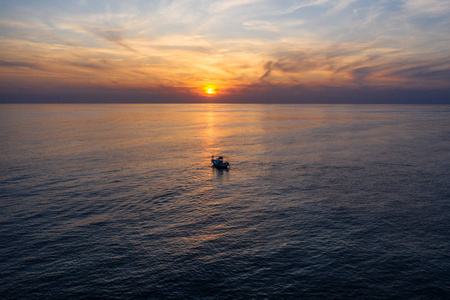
xmin=257 ymin=44 xmax=450 ymax=88
xmin=278 ymin=0 xmax=358 ymax=17
xmin=389 ymin=60 xmax=450 ymax=82
xmin=324 ymin=0 xmax=358 ymax=17
xmin=260 ymin=61 xmax=273 ymax=80
xmin=351 ymin=66 xmax=375 ymax=85
xmin=86 ymin=27 xmax=136 ymax=52
xmin=0 ymin=18 xmax=36 ymax=29
xmin=243 ymin=19 xmax=307 ymax=33
xmin=0 ymin=60 xmax=41 ymax=70
xmin=243 ymin=20 xmax=280 ymax=32
xmin=259 ymin=48 xmax=352 ymax=82
xmin=71 ymin=61 xmax=111 ymax=71
xmin=156 ymin=45 xmax=212 ymax=53
xmin=279 ymin=0 xmax=330 ymax=15
xmin=274 ymin=54 xmax=318 ymax=73
xmin=211 ymin=0 xmax=263 ymax=13
xmin=404 ymin=0 xmax=450 ymax=16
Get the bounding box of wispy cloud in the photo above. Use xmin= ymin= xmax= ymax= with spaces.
xmin=0 ymin=60 xmax=42 ymax=70
xmin=85 ymin=27 xmax=136 ymax=52
xmin=325 ymin=0 xmax=359 ymax=16
xmin=404 ymin=0 xmax=450 ymax=16
xmin=210 ymin=0 xmax=263 ymax=13
xmin=71 ymin=61 xmax=112 ymax=71
xmin=278 ymin=0 xmax=331 ymax=15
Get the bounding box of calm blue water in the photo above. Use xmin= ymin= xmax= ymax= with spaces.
xmin=1 ymin=104 xmax=449 ymax=299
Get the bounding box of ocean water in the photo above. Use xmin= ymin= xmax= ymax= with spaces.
xmin=0 ymin=104 xmax=449 ymax=299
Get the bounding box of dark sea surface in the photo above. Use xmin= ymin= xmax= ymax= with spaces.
xmin=1 ymin=104 xmax=449 ymax=299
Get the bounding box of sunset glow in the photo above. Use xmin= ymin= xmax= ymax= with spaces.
xmin=205 ymin=87 xmax=216 ymax=95
xmin=0 ymin=1 xmax=449 ymax=103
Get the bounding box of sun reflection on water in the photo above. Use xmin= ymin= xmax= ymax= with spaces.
xmin=205 ymin=104 xmax=221 ymax=157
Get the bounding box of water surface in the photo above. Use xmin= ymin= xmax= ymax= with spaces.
xmin=1 ymin=104 xmax=449 ymax=299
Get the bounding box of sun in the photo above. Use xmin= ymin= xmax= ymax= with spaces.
xmin=204 ymin=86 xmax=217 ymax=95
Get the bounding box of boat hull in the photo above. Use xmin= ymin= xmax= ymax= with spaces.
xmin=212 ymin=159 xmax=230 ymax=169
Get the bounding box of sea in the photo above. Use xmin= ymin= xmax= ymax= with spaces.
xmin=0 ymin=104 xmax=449 ymax=299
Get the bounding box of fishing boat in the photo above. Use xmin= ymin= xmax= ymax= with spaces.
xmin=211 ymin=155 xmax=230 ymax=169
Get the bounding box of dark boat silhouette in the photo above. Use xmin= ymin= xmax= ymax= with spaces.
xmin=211 ymin=155 xmax=230 ymax=169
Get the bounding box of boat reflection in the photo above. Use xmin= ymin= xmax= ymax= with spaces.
xmin=212 ymin=165 xmax=229 ymax=177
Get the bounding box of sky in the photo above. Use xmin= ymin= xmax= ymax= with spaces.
xmin=0 ymin=0 xmax=449 ymax=103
